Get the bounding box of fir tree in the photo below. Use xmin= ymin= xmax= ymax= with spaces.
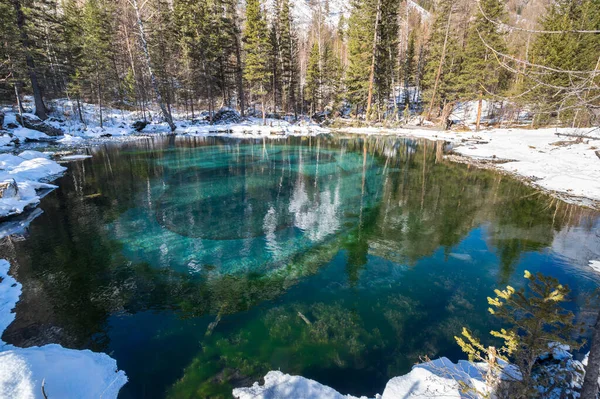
xmin=456 ymin=271 xmax=582 ymax=398
xmin=80 ymin=0 xmax=116 ymax=128
xmin=243 ymin=0 xmax=272 ymax=123
xmin=277 ymin=0 xmax=299 ymax=116
xmin=528 ymin=0 xmax=600 ymax=125
xmin=458 ymin=0 xmax=510 ymax=130
xmin=305 ymin=42 xmax=321 ymax=114
xmin=346 ymin=0 xmax=376 ymax=116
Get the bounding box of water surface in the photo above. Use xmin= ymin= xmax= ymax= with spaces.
xmin=1 ymin=135 xmax=599 ymax=398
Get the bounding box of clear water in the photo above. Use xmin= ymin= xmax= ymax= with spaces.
xmin=2 ymin=135 xmax=599 ymax=398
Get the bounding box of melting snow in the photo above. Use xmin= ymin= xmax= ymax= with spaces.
xmin=0 ymin=259 xmax=128 ymax=398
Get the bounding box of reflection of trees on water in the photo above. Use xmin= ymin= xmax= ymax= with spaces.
xmin=0 ymin=135 xmax=598 ymax=398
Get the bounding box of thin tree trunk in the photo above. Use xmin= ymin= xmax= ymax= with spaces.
xmin=427 ymin=8 xmax=452 ymax=120
xmin=366 ymin=0 xmax=382 ymax=120
xmin=76 ymin=96 xmax=85 ymax=125
xmin=475 ymin=91 xmax=483 ymax=131
xmin=11 ymin=0 xmax=47 ymax=120
xmin=131 ymin=0 xmax=176 ymax=131
xmin=14 ymin=83 xmax=25 ymax=117
xmin=232 ymin=12 xmax=245 ymax=117
xmin=581 ymin=308 xmax=600 ymax=399
xmin=96 ymin=71 xmax=103 ymax=129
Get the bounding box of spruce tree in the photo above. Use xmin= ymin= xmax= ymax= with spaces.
xmin=529 ymin=0 xmax=600 ymax=125
xmin=305 ymin=42 xmax=321 ymax=114
xmin=243 ymin=0 xmax=272 ymax=124
xmin=346 ymin=0 xmax=376 ymax=116
xmin=458 ymin=0 xmax=509 ymax=130
xmin=80 ymin=0 xmax=115 ymax=128
xmin=277 ymin=0 xmax=299 ymax=116
xmin=421 ymin=0 xmax=457 ymax=119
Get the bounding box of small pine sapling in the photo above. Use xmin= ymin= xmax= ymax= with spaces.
xmin=455 ymin=271 xmax=583 ymax=398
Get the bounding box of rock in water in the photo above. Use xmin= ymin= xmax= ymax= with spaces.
xmin=132 ymin=120 xmax=149 ymax=132
xmin=212 ymin=108 xmax=241 ymax=124
xmin=16 ymin=114 xmax=63 ymax=137
xmin=0 ymin=179 xmax=18 ymax=199
xmin=0 ymin=111 xmax=4 ymax=128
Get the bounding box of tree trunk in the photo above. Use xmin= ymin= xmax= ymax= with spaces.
xmin=131 ymin=0 xmax=176 ymax=132
xmin=11 ymin=0 xmax=47 ymax=120
xmin=14 ymin=83 xmax=25 ymax=117
xmin=581 ymin=308 xmax=600 ymax=399
xmin=366 ymin=0 xmax=382 ymax=120
xmin=233 ymin=13 xmax=245 ymax=117
xmin=426 ymin=8 xmax=452 ymax=120
xmin=475 ymin=91 xmax=483 ymax=131
xmin=76 ymin=96 xmax=85 ymax=125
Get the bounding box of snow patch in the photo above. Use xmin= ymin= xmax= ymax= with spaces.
xmin=232 ymin=370 xmax=372 ymax=399
xmin=59 ymin=154 xmax=92 ymax=161
xmin=0 ymin=259 xmax=128 ymax=398
xmin=589 ymin=260 xmax=600 ymax=273
xmin=0 ymin=151 xmax=66 ymax=220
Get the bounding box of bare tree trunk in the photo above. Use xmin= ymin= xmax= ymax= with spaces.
xmin=14 ymin=83 xmax=25 ymax=117
xmin=11 ymin=0 xmax=47 ymax=120
xmin=581 ymin=308 xmax=600 ymax=399
xmin=366 ymin=0 xmax=382 ymax=120
xmin=427 ymin=8 xmax=452 ymax=120
xmin=476 ymin=91 xmax=483 ymax=131
xmin=76 ymin=96 xmax=85 ymax=125
xmin=232 ymin=9 xmax=245 ymax=117
xmin=131 ymin=0 xmax=176 ymax=132
xmin=96 ymin=72 xmax=103 ymax=129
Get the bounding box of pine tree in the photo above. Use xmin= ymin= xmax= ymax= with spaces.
xmin=403 ymin=31 xmax=416 ymax=107
xmin=456 ymin=271 xmax=581 ymax=398
xmin=458 ymin=0 xmax=509 ymax=130
xmin=305 ymin=42 xmax=321 ymax=114
xmin=528 ymin=0 xmax=600 ymax=125
xmin=80 ymin=0 xmax=116 ymax=128
xmin=9 ymin=0 xmax=48 ymax=119
xmin=374 ymin=0 xmax=400 ymax=117
xmin=243 ymin=0 xmax=272 ymax=124
xmin=277 ymin=0 xmax=299 ymax=116
xmin=421 ymin=0 xmax=457 ymax=119
xmin=346 ymin=0 xmax=376 ymax=116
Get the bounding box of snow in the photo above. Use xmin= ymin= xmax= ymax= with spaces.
xmin=408 ymin=0 xmax=431 ymax=21
xmin=59 ymin=154 xmax=92 ymax=161
xmin=589 ymin=260 xmax=600 ymax=273
xmin=235 ymin=351 xmax=589 ymax=399
xmin=0 ymin=151 xmax=66 ymax=219
xmin=0 ymin=136 xmax=13 ymax=147
xmin=232 ymin=358 xmax=493 ymax=399
xmin=179 ymin=117 xmax=329 ymax=138
xmin=10 ymin=128 xmax=52 ymax=142
xmin=232 ymin=370 xmax=372 ymax=399
xmin=0 ymin=259 xmax=128 ymax=398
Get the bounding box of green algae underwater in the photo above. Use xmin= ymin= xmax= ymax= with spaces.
xmin=1 ymin=135 xmax=599 ymax=398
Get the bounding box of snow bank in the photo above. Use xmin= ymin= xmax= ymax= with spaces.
xmin=0 ymin=259 xmax=128 ymax=398
xmin=0 ymin=151 xmax=66 ymax=219
xmin=589 ymin=260 xmax=600 ymax=273
xmin=179 ymin=117 xmax=329 ymax=138
xmin=59 ymin=154 xmax=92 ymax=161
xmin=232 ymin=358 xmax=489 ymax=399
xmin=235 ymin=349 xmax=587 ymax=399
xmin=232 ymin=370 xmax=372 ymax=399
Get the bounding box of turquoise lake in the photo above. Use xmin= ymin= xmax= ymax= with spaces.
xmin=1 ymin=135 xmax=599 ymax=398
